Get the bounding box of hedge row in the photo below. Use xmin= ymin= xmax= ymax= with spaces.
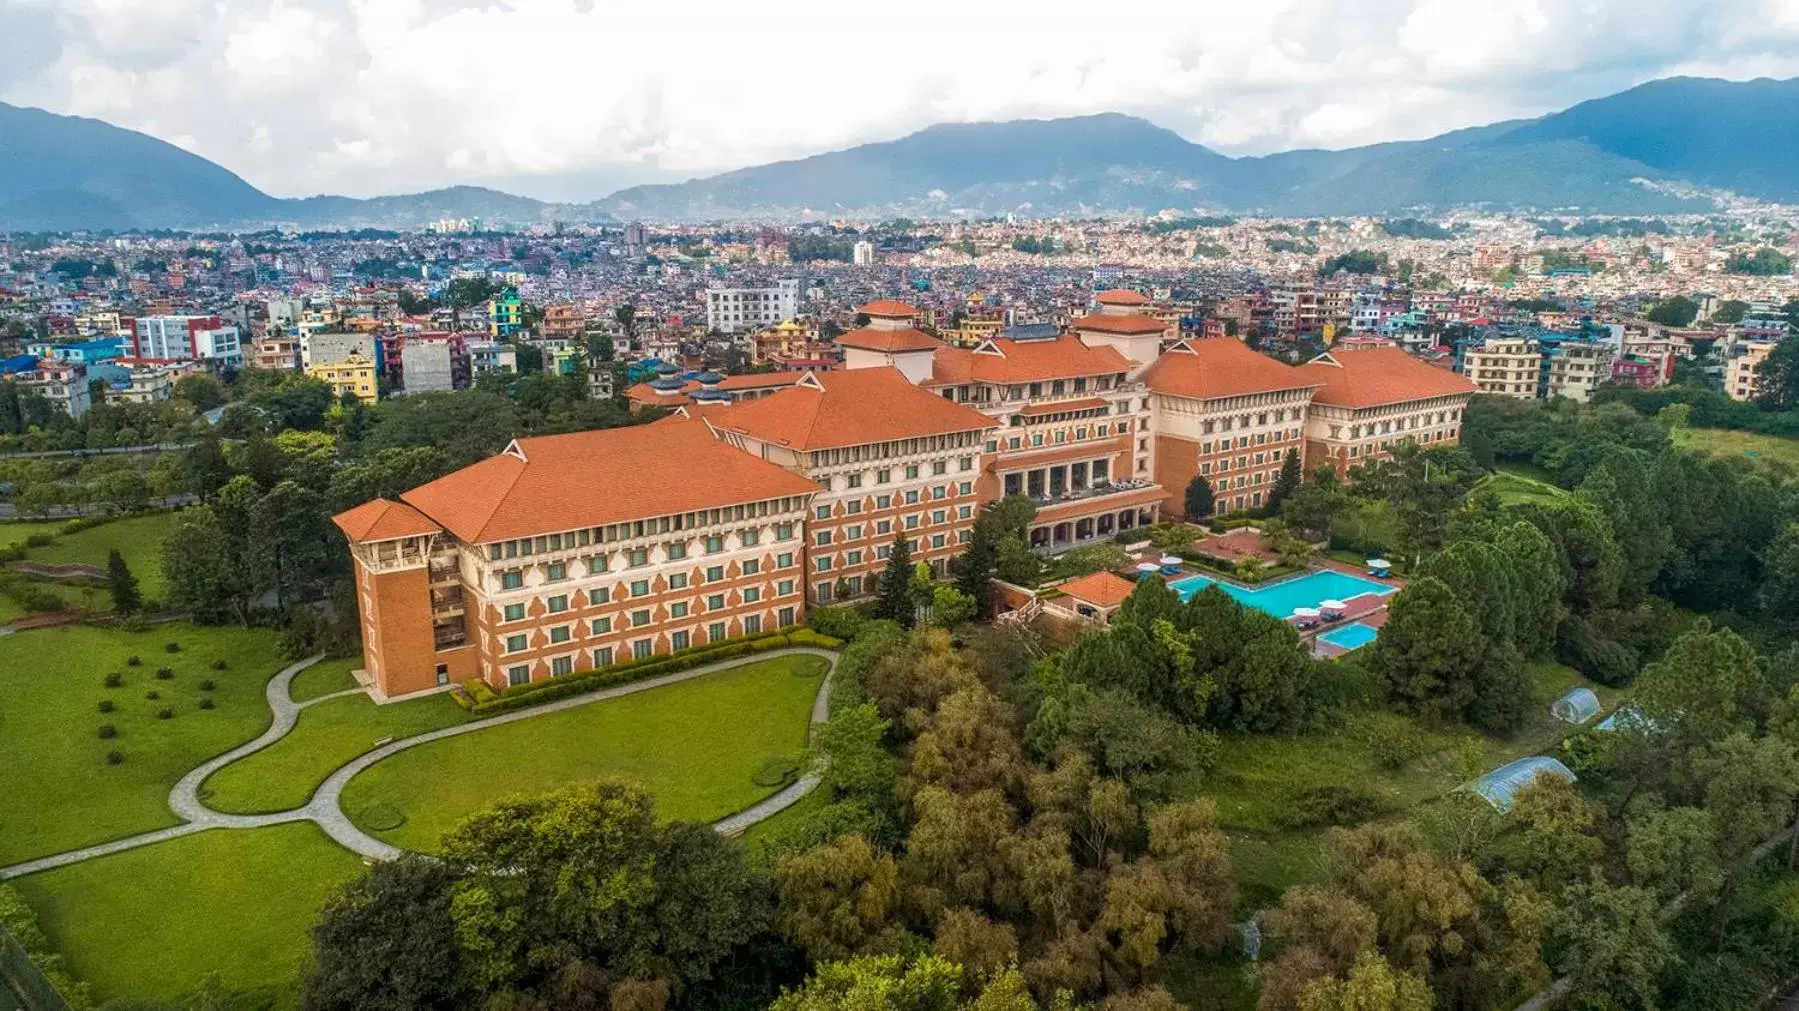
xmin=458 ymin=628 xmax=842 ymax=716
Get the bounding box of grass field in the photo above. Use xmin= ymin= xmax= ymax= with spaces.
xmin=1202 ymin=660 xmax=1620 ymax=906
xmin=339 ymin=654 xmax=829 ymax=852
xmin=0 ymin=519 xmax=72 ymax=547
xmin=202 ymin=690 xmax=468 ymax=814
xmin=288 ymin=656 xmax=361 ymax=703
xmin=1672 ymin=425 xmax=1799 ymax=469
xmin=1482 ymin=467 xmax=1569 ymax=507
xmin=0 ymin=623 xmax=286 ymax=866
xmin=22 ymin=512 xmax=182 ymax=603
xmin=11 ymin=823 xmax=364 ymax=1007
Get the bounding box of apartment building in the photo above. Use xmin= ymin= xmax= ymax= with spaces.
xmin=252 ymin=334 xmax=301 ymax=371
xmin=1540 ymin=339 xmax=1613 ymax=403
xmin=705 ymin=280 xmax=800 ymax=334
xmin=333 ymin=421 xmax=821 ymax=698
xmin=1144 ymin=339 xmax=1320 ymax=517
xmin=1727 ymin=338 xmax=1780 ymax=401
xmin=133 ymin=315 xmax=242 ymax=366
xmin=1462 ymin=336 xmax=1542 ymax=399
xmin=706 ymin=368 xmax=997 ymax=605
xmin=1299 ymin=347 xmax=1475 ymax=476
xmin=308 ymin=354 xmax=378 ymax=403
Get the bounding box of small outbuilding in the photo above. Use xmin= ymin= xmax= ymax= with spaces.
xmin=1467 ymin=756 xmax=1578 ymax=813
xmin=1551 ymin=687 xmax=1601 ymax=725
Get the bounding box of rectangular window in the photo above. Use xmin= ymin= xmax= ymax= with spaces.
xmin=546 ymin=562 xmax=567 ymax=582
xmin=668 ymin=573 xmax=688 ymax=590
xmin=876 ymin=494 xmax=892 ymax=509
xmin=708 ymin=621 xmax=727 ymax=642
xmin=847 ymin=473 xmax=862 ymax=488
xmin=816 ymin=557 xmax=833 ymax=572
xmin=670 ymin=601 xmax=689 ymax=618
xmin=706 ymin=565 xmax=725 ymax=582
xmin=905 ymin=464 xmax=920 ymax=479
xmin=778 ymin=606 xmax=796 ymax=627
xmin=631 ymin=609 xmax=652 ymax=627
xmin=814 ymin=505 xmax=831 ymax=520
xmin=547 ymin=595 xmax=568 ymax=613
xmin=778 ymin=579 xmax=794 ymax=595
xmin=741 ymin=529 xmax=760 ymax=547
xmin=777 ymin=552 xmax=794 ymax=568
xmin=506 ymin=634 xmax=528 ymax=653
xmin=591 ymin=617 xmax=612 ymax=635
xmin=742 ymin=559 xmax=760 ymax=575
xmin=549 ymin=626 xmax=570 ymax=643
xmin=503 ymin=603 xmax=525 ymax=622
xmin=628 ymin=548 xmax=648 ymax=567
xmin=630 ymin=579 xmax=649 ymax=597
xmin=815 ymin=531 xmax=832 ymax=547
xmin=932 ymin=460 xmax=947 ymax=475
xmin=704 ymin=535 xmax=725 ymax=553
xmin=876 ymin=469 xmax=891 ymax=484
xmin=671 ymin=630 xmax=690 ymax=651
xmin=632 ymin=640 xmax=653 ymax=660
xmin=501 ymin=570 xmax=523 ymax=590
xmin=707 ymin=593 xmax=726 ymax=610
xmin=587 ymin=555 xmax=608 ymax=574
xmin=508 ymin=665 xmax=530 ymax=686
xmin=744 ymin=587 xmax=761 ymax=603
xmin=551 ymin=656 xmax=573 ymax=676
xmin=591 ymin=586 xmax=611 ymax=605
xmin=592 ymin=647 xmax=613 ymax=667
xmin=744 ymin=615 xmax=762 ymax=634
xmin=667 ymin=542 xmax=687 ymax=560
xmin=776 ymin=522 xmax=794 ymax=540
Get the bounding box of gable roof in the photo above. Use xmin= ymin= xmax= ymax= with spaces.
xmin=858 ymin=299 xmax=920 ymax=317
xmin=836 ymin=326 xmax=941 ymax=353
xmin=1142 ymin=338 xmax=1320 ymax=401
xmin=1094 ymin=289 xmax=1150 ymax=306
xmin=927 ymin=334 xmax=1133 ymax=386
xmin=332 ymin=498 xmax=442 ymax=543
xmin=1301 ymin=346 xmax=1477 ymax=409
xmin=1056 ymin=571 xmax=1137 ymax=608
xmin=397 ymin=421 xmax=820 ymax=543
xmin=707 ymin=367 xmax=997 ymax=451
xmin=1069 ymin=313 xmax=1168 ymax=335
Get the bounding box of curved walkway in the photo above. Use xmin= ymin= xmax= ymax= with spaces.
xmin=0 ymin=646 xmax=837 ymax=880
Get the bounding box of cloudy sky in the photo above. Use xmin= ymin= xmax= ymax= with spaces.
xmin=3 ymin=0 xmax=1798 ymax=201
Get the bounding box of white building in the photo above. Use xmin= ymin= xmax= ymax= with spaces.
xmin=852 ymin=241 xmax=875 ymax=266
xmin=706 ymin=280 xmax=800 ymax=334
xmin=133 ymin=315 xmax=243 ymax=367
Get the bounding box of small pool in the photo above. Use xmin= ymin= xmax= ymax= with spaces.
xmin=1169 ymin=569 xmax=1395 ymax=618
xmin=1318 ymin=622 xmax=1380 ymax=651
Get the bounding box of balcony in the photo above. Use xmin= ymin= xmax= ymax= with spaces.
xmin=1029 ymin=477 xmax=1156 ymax=510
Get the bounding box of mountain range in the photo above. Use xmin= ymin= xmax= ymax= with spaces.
xmin=4 ymin=76 xmax=1798 ymax=231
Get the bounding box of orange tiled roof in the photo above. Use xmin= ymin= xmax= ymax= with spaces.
xmin=332 ymin=498 xmax=442 ymax=543
xmin=836 ymin=327 xmax=941 ymax=353
xmin=707 ymin=367 xmax=997 ymax=451
xmin=927 ymin=334 xmax=1132 ymax=385
xmin=1301 ymin=346 xmax=1477 ymax=409
xmin=1069 ymin=313 xmax=1169 ymax=335
xmin=1018 ymin=396 xmax=1110 ymax=416
xmin=397 ymin=421 xmax=820 ymax=544
xmin=858 ymin=299 xmax=920 ymax=317
xmin=1056 ymin=571 xmax=1137 ymax=607
xmin=1142 ymin=338 xmax=1320 ymax=401
xmin=1094 ymin=289 xmax=1150 ymax=306
xmin=625 ymin=371 xmax=809 ymax=407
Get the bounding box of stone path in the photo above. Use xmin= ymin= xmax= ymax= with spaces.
xmin=0 ymin=646 xmax=839 ymax=879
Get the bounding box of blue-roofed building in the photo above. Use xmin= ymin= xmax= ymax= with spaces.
xmin=25 ymin=337 xmax=126 ymax=365
xmin=0 ymin=355 xmax=39 ymax=375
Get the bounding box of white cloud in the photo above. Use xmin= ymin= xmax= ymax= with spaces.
xmin=2 ymin=0 xmax=1797 ymax=199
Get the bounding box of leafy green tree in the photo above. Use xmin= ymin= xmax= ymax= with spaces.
xmin=1645 ymin=295 xmax=1699 ymax=326
xmin=771 ymin=954 xmax=964 ymax=1011
xmin=1753 ymin=335 xmax=1799 ymax=410
xmin=164 ymin=506 xmax=253 ymax=624
xmin=1635 ymin=620 xmax=1767 ymax=752
xmin=1296 ymin=952 xmax=1433 ymax=1011
xmin=1549 ymin=884 xmax=1674 ymax=1009
xmin=1692 ymin=732 xmax=1799 ymax=857
xmin=1499 ymin=776 xmax=1606 ymax=895
xmin=250 ymin=480 xmax=335 ymax=609
xmin=775 ymin=834 xmax=905 ymax=963
xmin=873 ymin=535 xmax=916 ymax=627
xmin=302 ymin=856 xmax=466 ymax=1011
xmin=176 ymin=436 xmax=234 ymax=501
xmin=1184 ymin=474 xmax=1214 ymax=520
xmin=1368 ymin=577 xmax=1485 ymax=718
xmin=994 ymin=533 xmax=1039 ymax=588
xmin=1517 ymin=497 xmax=1623 ymax=615
xmin=932 ymin=585 xmax=978 ymax=627
xmin=105 ymin=548 xmax=141 ymax=613
xmin=1576 ymin=453 xmax=1670 ymax=603
xmin=1281 ymin=465 xmax=1347 ymax=541
xmin=1624 ymin=806 xmax=1723 ymax=905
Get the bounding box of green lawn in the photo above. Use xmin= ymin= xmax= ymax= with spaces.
xmin=11 ymin=823 xmax=364 ymax=1008
xmin=0 ymin=519 xmax=71 ymax=547
xmin=1481 ymin=469 xmax=1568 ymax=507
xmin=23 ymin=512 xmax=182 ymax=603
xmin=340 ymin=654 xmax=829 ymax=852
xmin=1200 ymin=660 xmax=1620 ymax=906
xmin=1672 ymin=425 xmax=1799 ymax=469
xmin=0 ymin=623 xmax=286 ymax=866
xmin=288 ymin=656 xmax=361 ymax=703
xmin=202 ymin=690 xmax=468 ymax=814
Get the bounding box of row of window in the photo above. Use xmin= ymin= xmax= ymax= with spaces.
xmin=502 ymin=583 xmax=801 ymax=652
xmin=814 ymin=505 xmax=974 ymax=546
xmin=1199 ymin=406 xmax=1302 ymax=435
xmin=834 ymin=457 xmax=974 ymax=490
xmin=941 ymin=373 xmax=1130 ymax=404
xmin=807 ymin=431 xmax=984 ymax=468
xmin=814 ymin=532 xmax=960 ymax=573
xmin=482 ymin=498 xmax=809 ymax=561
xmin=1340 ymin=409 xmax=1460 ymax=440
xmin=497 ymin=552 xmax=800 ymax=599
xmin=816 ymin=482 xmax=973 ymax=517
xmin=1200 ymin=428 xmax=1298 ymax=455
xmin=503 ymin=609 xmax=799 ymax=685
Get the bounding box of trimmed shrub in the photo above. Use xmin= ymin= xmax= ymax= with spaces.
xmin=97 ymin=725 xmax=116 ymax=739
xmin=199 ymin=679 xmax=215 ymax=691
xmin=156 ymin=708 xmax=174 ymax=720
xmin=1367 ymin=720 xmax=1428 ymax=770
xmin=1275 ymin=784 xmax=1396 ymax=829
xmin=786 ymin=628 xmax=845 ymax=650
xmin=154 ymin=667 xmax=174 ymax=680
xmin=807 ymin=605 xmax=868 ymax=641
xmin=125 ymin=656 xmax=142 ymax=667
xmin=751 ymin=756 xmax=803 ymax=788
xmin=144 ymin=690 xmax=159 ymax=700
xmin=198 ymin=698 xmax=215 ymax=710
xmin=103 ymin=672 xmax=123 ymax=688
xmin=97 ymin=700 xmax=114 ymax=714
xmin=106 ymin=750 xmax=124 ymax=765
xmin=164 ymin=642 xmax=181 ymax=653
xmin=210 ymin=659 xmax=228 ymax=670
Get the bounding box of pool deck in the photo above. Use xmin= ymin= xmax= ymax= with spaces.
xmin=1126 ymin=548 xmax=1405 ymax=657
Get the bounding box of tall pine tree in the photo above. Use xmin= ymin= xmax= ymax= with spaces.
xmin=1266 ymin=448 xmax=1302 ymax=515
xmin=874 ymin=534 xmax=916 ymax=627
xmin=1184 ymin=475 xmax=1215 ymax=520
xmin=106 ymin=548 xmax=141 ymax=614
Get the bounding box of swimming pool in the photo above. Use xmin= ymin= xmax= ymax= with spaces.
xmin=1318 ymin=622 xmax=1380 ymax=651
xmin=1168 ymin=569 xmax=1394 ymax=619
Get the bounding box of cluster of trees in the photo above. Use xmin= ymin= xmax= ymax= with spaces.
xmin=1534 ymin=218 xmax=1670 ymax=238
xmin=1317 ymin=250 xmax=1389 ymax=278
xmin=1724 ymin=247 xmax=1795 ymax=276
xmin=1378 ymin=219 xmax=1453 ymax=240
xmin=0 ymin=373 xmax=223 ymax=452
xmin=1009 ymin=237 xmax=1059 ymax=256
xmin=1145 ymin=217 xmax=1235 ymax=234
